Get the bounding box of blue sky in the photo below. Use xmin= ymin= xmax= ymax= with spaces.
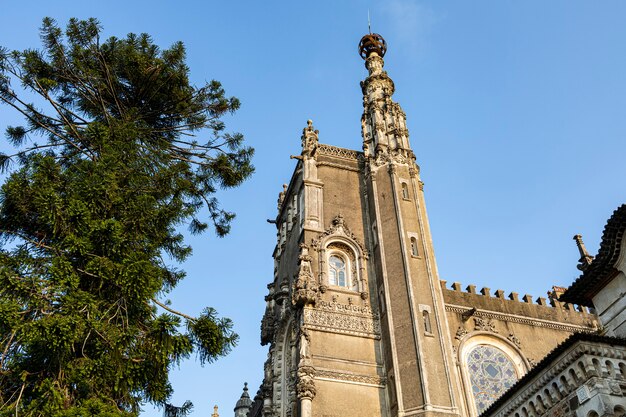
xmin=1 ymin=1 xmax=625 ymax=416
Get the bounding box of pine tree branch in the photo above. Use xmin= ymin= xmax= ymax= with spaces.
xmin=152 ymin=298 xmax=196 ymax=322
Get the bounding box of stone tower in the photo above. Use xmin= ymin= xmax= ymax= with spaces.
xmin=357 ymin=32 xmax=463 ymax=417
xmin=257 ymin=33 xmax=463 ymax=417
xmin=254 ymin=33 xmax=597 ymax=417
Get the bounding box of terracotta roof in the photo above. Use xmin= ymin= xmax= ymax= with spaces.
xmin=480 ymin=332 xmax=626 ymax=417
xmin=560 ymin=204 xmax=626 ymax=306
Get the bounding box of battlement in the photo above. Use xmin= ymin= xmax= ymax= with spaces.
xmin=440 ymin=280 xmax=597 ymax=329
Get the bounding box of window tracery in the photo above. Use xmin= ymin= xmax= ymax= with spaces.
xmin=466 ymin=344 xmax=519 ymax=414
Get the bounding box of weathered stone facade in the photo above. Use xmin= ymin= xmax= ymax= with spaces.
xmin=241 ymin=34 xmax=620 ymax=417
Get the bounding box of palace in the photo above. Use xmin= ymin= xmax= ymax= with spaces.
xmin=230 ymin=34 xmax=626 ymax=417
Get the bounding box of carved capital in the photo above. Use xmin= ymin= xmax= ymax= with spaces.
xmin=296 ymin=364 xmax=317 ymax=400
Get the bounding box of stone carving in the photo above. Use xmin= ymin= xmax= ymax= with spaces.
xmin=474 ymin=317 xmax=498 ymax=333
xmin=260 ymin=305 xmax=275 ymax=346
xmin=315 ymin=368 xmax=386 ymax=386
xmin=277 ymin=184 xmax=288 ymax=211
xmin=296 ymin=364 xmax=316 ymax=400
xmin=507 ymin=333 xmax=522 ymax=349
xmin=311 ymin=214 xmax=368 ymax=258
xmin=292 ymin=243 xmax=318 ymax=306
xmin=316 ymin=143 xmax=360 ymax=160
xmin=527 ymin=357 xmax=537 ymax=368
xmin=609 ymin=381 xmax=621 ymax=395
xmin=455 ymin=326 xmax=468 ymax=340
xmin=371 ymin=148 xmax=412 ymax=167
xmin=301 ymin=120 xmax=319 ymax=154
xmin=303 ymin=307 xmax=379 ymax=338
xmin=299 ymin=328 xmax=310 ymax=360
xmin=316 ymin=300 xmax=372 ymax=315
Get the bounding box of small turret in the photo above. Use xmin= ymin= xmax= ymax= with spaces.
xmin=234 ymin=382 xmax=252 ymax=417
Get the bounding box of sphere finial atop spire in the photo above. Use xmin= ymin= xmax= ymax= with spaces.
xmin=359 ymin=33 xmax=387 ymax=60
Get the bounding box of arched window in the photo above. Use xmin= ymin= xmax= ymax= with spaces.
xmin=466 ymin=344 xmax=519 ymax=414
xmin=410 ymin=237 xmax=418 ymax=257
xmin=401 ymin=182 xmax=409 ymax=199
xmin=328 ymin=255 xmax=348 ymax=287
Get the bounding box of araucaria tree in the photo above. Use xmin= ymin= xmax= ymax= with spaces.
xmin=0 ymin=18 xmax=253 ymax=416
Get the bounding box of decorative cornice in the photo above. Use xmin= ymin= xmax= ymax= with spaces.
xmin=315 ymin=368 xmax=386 ymax=387
xmin=445 ymin=304 xmax=597 ymax=333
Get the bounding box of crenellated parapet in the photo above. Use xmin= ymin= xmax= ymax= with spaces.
xmin=441 ymin=280 xmax=596 ymax=318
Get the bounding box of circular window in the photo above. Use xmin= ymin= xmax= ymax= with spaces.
xmin=467 ymin=344 xmax=518 ymax=414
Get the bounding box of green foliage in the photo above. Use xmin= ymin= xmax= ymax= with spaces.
xmin=0 ymin=17 xmax=252 ymax=416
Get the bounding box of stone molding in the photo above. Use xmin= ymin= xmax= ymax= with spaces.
xmin=303 ymin=306 xmax=380 ymax=339
xmin=445 ymin=304 xmax=596 ymax=333
xmin=315 ymin=368 xmax=386 ymax=387
xmin=310 ymin=214 xmax=368 ymax=257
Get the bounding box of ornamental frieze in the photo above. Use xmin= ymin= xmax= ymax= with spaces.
xmin=303 ymin=307 xmax=380 ymax=338
xmin=316 ymin=300 xmax=372 ymax=315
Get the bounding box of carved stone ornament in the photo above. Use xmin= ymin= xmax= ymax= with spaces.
xmin=303 ymin=304 xmax=380 ymax=338
xmin=301 ymin=119 xmax=319 ymax=155
xmin=296 ymin=364 xmax=316 ymax=400
xmin=527 ymin=357 xmax=537 ymax=368
xmin=474 ymin=317 xmax=498 ymax=333
xmin=609 ymin=381 xmax=621 ymax=395
xmin=310 ymin=214 xmax=368 ymax=257
xmin=260 ymin=305 xmax=275 ymax=346
xmin=277 ymin=183 xmax=288 ymax=211
xmin=292 ymin=243 xmax=318 ymax=307
xmin=455 ymin=326 xmax=468 ymax=340
xmin=371 ymin=147 xmax=412 ymax=167
xmin=507 ymin=332 xmax=522 ymax=349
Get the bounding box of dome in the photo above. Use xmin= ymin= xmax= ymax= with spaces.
xmin=234 ymin=382 xmax=252 ymax=411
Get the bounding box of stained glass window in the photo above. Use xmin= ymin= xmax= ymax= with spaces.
xmin=328 ymin=255 xmax=347 ymax=287
xmin=466 ymin=344 xmax=518 ymax=414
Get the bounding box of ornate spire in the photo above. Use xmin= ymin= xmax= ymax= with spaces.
xmin=358 ymin=33 xmax=412 ymax=162
xmin=211 ymin=405 xmax=219 ymax=417
xmin=573 ymin=234 xmax=594 ymax=271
